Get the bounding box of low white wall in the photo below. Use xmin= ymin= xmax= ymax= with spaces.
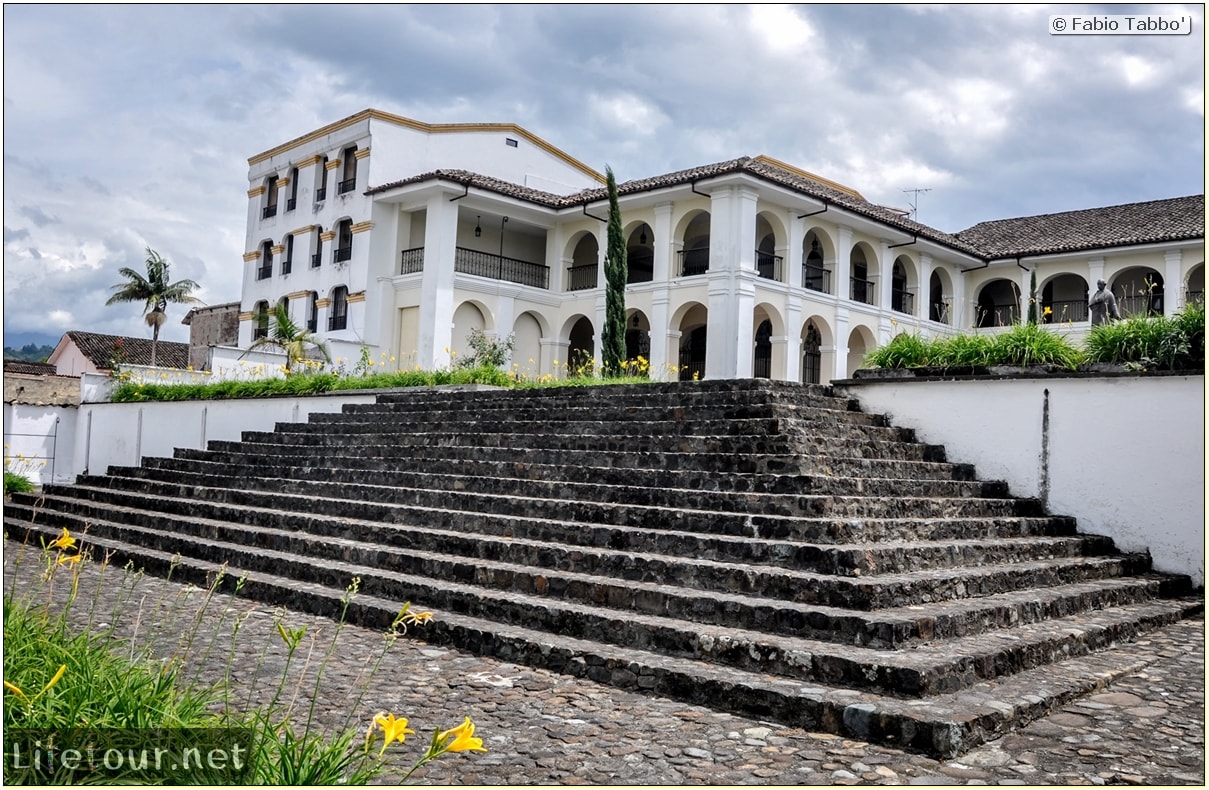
xmin=836 ymin=374 xmax=1205 ymax=587
xmin=3 ymin=402 xmax=79 ymax=484
xmin=73 ymin=392 xmax=379 ymax=479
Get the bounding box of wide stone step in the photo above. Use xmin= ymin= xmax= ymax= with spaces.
xmin=73 ymin=469 xmax=1043 ymax=527
xmin=115 ymin=460 xmax=1006 ymax=515
xmin=24 ymin=486 xmax=1144 ymax=613
xmin=9 ymin=518 xmax=1193 ymax=708
xmin=141 ymin=452 xmax=981 ymax=497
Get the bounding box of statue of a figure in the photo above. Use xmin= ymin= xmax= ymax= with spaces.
xmin=1088 ymin=279 xmax=1121 ymax=326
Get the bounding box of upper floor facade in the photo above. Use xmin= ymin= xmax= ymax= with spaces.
xmin=236 ymin=110 xmax=1205 ymax=383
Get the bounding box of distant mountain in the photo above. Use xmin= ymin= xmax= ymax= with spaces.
xmin=3 ymin=330 xmax=63 ymax=350
xmin=4 ymin=342 xmax=57 ymax=362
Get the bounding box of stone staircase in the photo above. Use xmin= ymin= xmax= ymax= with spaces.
xmin=4 ymin=379 xmax=1199 ymax=757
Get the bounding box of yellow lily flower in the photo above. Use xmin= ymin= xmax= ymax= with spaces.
xmin=57 ymin=553 xmax=82 ymax=566
xmin=374 ymin=712 xmax=415 ymax=753
xmin=44 ymin=664 xmax=66 ymax=693
xmin=439 ymin=716 xmax=486 ymax=753
xmin=402 ymin=610 xmax=433 ymax=626
xmin=48 ymin=528 xmax=76 ymax=551
xmin=4 ymin=680 xmax=26 ymax=698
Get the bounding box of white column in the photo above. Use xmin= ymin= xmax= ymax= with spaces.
xmin=540 ymin=339 xmax=568 ymax=377
xmin=652 ymin=203 xmax=673 ymax=282
xmin=835 ymin=226 xmax=853 ymax=303
xmin=878 ymin=242 xmax=894 ymax=343
xmin=832 ymin=307 xmax=850 ymax=381
xmin=784 ymin=300 xmax=802 ymax=382
xmin=918 ymin=254 xmax=933 ymax=325
xmin=417 ymin=192 xmax=459 ymax=368
xmin=1165 ymin=249 xmax=1183 ymax=313
xmin=786 ymin=212 xmax=804 ymax=290
xmin=649 ymin=290 xmax=671 ymax=376
xmin=1020 ymin=266 xmax=1033 ymax=323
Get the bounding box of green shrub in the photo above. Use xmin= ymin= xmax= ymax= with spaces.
xmin=929 ymin=333 xmax=997 ymax=368
xmin=864 ymin=332 xmax=938 ymax=369
xmin=1084 ymin=303 xmax=1205 ymax=370
xmin=990 ymin=322 xmax=1084 ymax=369
xmin=4 ymin=470 xmax=34 ymax=496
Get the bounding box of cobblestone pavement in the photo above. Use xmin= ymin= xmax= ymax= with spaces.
xmin=4 ymin=541 xmax=1203 ymax=786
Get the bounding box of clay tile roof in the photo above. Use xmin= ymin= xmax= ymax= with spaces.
xmin=64 ymin=331 xmax=191 ymax=370
xmin=3 ymin=359 xmax=58 ymax=376
xmin=954 ymin=195 xmax=1206 ymax=259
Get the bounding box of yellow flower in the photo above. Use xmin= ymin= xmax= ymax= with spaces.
xmin=57 ymin=553 xmax=82 ymax=566
xmin=48 ymin=528 xmax=76 ymax=552
xmin=373 ymin=712 xmax=415 ymax=753
xmin=439 ymin=716 xmax=486 ymax=753
xmin=4 ymin=680 xmax=25 ymax=698
xmin=1043 ymin=306 xmax=1053 ymax=316
xmin=402 ymin=610 xmax=433 ymax=626
xmin=43 ymin=664 xmax=66 ymax=693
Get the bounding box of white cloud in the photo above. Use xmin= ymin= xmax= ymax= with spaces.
xmin=588 ymin=93 xmax=670 ymax=137
xmin=747 ymin=5 xmax=816 ymax=55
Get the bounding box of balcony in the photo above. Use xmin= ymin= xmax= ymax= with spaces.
xmin=256 ymin=264 xmax=272 ymax=281
xmin=627 ymin=251 xmax=653 ymax=284
xmin=850 ymin=277 xmax=876 ymax=305
xmin=252 ymin=324 xmax=268 ymax=340
xmin=455 ymin=247 xmax=549 ymax=289
xmin=1042 ymin=299 xmax=1088 ymax=323
xmin=891 ymin=289 xmax=915 ymax=315
xmin=261 ymin=204 xmax=277 ymax=220
xmin=306 ymin=317 xmax=317 ymax=332
xmin=338 ymin=178 xmax=356 ymax=195
xmin=802 ymin=264 xmax=831 ymax=294
xmin=678 ymin=248 xmax=709 ymax=276
xmin=315 ymin=187 xmax=327 ymax=202
xmin=311 ymin=253 xmax=322 ymax=269
xmin=281 ymin=259 xmax=292 ymax=276
xmin=333 ymin=246 xmax=352 ymax=264
xmin=1119 ymin=294 xmax=1164 ymax=317
xmin=756 ymin=251 xmax=782 ymax=281
xmin=400 ymin=247 xmax=424 ymax=275
xmin=1188 ymin=290 xmax=1205 ymax=305
xmin=286 ymin=197 xmax=297 ymax=212
xmin=328 ymin=313 xmax=348 ymax=331
xmin=567 ymin=264 xmax=597 ymax=291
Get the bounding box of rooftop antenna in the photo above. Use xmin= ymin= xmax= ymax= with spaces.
xmin=902 ymin=188 xmax=931 ymax=221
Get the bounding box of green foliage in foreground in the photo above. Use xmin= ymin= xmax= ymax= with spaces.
xmin=1083 ymin=302 xmax=1205 ymax=371
xmin=4 ymin=471 xmax=35 ymax=496
xmin=867 ymin=304 xmax=1206 ymax=372
xmin=111 ymin=365 xmax=514 ymax=403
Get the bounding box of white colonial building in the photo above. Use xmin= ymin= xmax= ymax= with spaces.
xmin=235 ymin=108 xmax=1205 ymax=382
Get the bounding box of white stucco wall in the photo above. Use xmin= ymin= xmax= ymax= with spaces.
xmin=73 ymin=392 xmax=378 ymax=478
xmin=836 ymin=374 xmax=1205 ymax=586
xmin=3 ymin=402 xmax=79 ymax=484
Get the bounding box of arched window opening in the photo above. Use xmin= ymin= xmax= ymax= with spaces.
xmin=306 ymin=291 xmax=319 ymax=332
xmin=976 ymin=280 xmax=1020 ymax=327
xmin=891 ymin=259 xmax=913 ymax=314
xmin=315 ymin=156 xmax=329 ymax=202
xmin=253 ymin=300 xmax=270 ymax=340
xmin=802 ymin=322 xmax=822 ymax=384
xmin=311 ymin=226 xmax=323 ymax=268
xmin=850 ymin=248 xmax=873 ymax=305
xmin=262 ymin=175 xmax=278 ymax=219
xmin=753 ymin=319 xmax=773 ymax=378
xmin=679 ymin=326 xmax=707 ymax=381
xmin=282 ymin=234 xmax=294 ymax=276
xmin=334 ymin=219 xmax=353 ymax=265
xmin=256 ymin=242 xmax=273 ymax=281
xmin=756 ymin=233 xmax=781 ymax=281
xmin=803 ymin=234 xmax=830 ymax=294
xmin=929 ymin=271 xmax=950 ymax=324
xmin=286 ymin=167 xmax=299 ymax=212
xmin=627 ymin=224 xmax=654 ymax=284
xmin=339 ymin=146 xmax=358 ymax=195
xmin=1041 ymin=274 xmax=1089 ymax=323
xmin=329 ymin=286 xmax=348 ymax=331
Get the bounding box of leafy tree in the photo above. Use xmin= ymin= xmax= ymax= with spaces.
xmin=105 ymin=248 xmax=200 ymax=366
xmin=600 ymin=166 xmax=627 ymax=377
xmin=244 ymin=302 xmax=331 ymax=373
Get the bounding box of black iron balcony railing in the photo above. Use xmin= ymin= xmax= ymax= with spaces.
xmin=802 ymin=264 xmax=831 ymax=294
xmin=756 ymin=251 xmax=782 ymax=281
xmin=1118 ymin=294 xmax=1164 ymax=317
xmin=455 ymin=247 xmax=549 ymax=289
xmin=256 ymin=264 xmax=272 ymax=280
xmin=627 ymin=251 xmax=654 ymax=284
xmin=1042 ymin=299 xmax=1089 ymax=323
xmin=399 ymin=247 xmax=424 ymax=275
xmin=891 ymin=289 xmax=915 ymax=315
xmin=567 ymin=264 xmax=598 ymax=291
xmin=1187 ymin=290 xmax=1205 ymax=305
xmin=338 ymin=178 xmax=356 ymax=195
xmin=678 ymin=248 xmax=709 ymax=276
xmin=850 ymin=277 xmax=876 ymax=305
xmin=286 ymin=197 xmax=297 ymax=212
xmin=979 ymin=304 xmax=1021 ymax=327
xmin=333 ymin=246 xmax=352 ymax=264
xmin=306 ymin=317 xmax=317 ymax=332
xmin=310 ymin=253 xmax=322 ymax=268
xmin=252 ymin=323 xmax=269 ymax=340
xmin=261 ymin=204 xmax=277 ymax=219
xmin=930 ymin=301 xmax=952 ymax=325
xmin=315 ymin=186 xmax=327 ymax=202
xmin=328 ymin=313 xmax=348 ymax=331
xmin=678 ymin=349 xmax=705 ymax=382
xmin=281 ymin=258 xmax=292 ymax=276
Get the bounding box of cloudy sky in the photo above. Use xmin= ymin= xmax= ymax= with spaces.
xmin=3 ymin=4 xmax=1204 ymax=346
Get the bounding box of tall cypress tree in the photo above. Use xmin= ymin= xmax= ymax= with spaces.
xmin=601 ymin=166 xmax=627 ymax=377
xmin=1027 ymin=268 xmax=1038 ymax=325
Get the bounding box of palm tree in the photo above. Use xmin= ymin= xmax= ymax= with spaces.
xmin=105 ymin=248 xmax=201 ymax=367
xmin=244 ymin=301 xmax=331 ymax=373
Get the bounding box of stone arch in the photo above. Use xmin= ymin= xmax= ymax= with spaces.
xmin=673 ymin=301 xmax=708 ymax=381
xmin=891 ymin=255 xmax=918 ymax=315
xmin=625 ymin=221 xmax=654 ymax=284
xmin=451 ymin=301 xmax=489 ymax=362
xmin=755 ymin=211 xmax=788 ymax=283
xmin=1040 ymin=273 xmax=1089 ymax=323
xmin=565 ymin=230 xmax=600 ymax=292
xmin=752 ymin=302 xmax=785 ymax=380
xmin=674 ymin=210 xmax=711 ymax=276
xmin=975 ymin=278 xmax=1021 ymax=328
xmin=624 ymin=308 xmax=651 ymax=371
xmin=802 ymin=228 xmax=834 ymax=294
xmin=1110 ymin=266 xmax=1164 ymax=317
xmin=849 ymin=242 xmax=878 ymax=304
xmin=800 ymin=319 xmax=827 ymax=384
xmin=511 ymin=311 xmax=546 ymax=377
xmin=929 ymin=269 xmax=954 ymax=325
xmin=846 ymin=324 xmax=877 ymax=376
xmin=1185 ymin=263 xmax=1205 ymax=305
xmin=566 ymin=315 xmax=596 ymax=374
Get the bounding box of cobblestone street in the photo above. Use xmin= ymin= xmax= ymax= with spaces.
xmin=4 ymin=541 xmax=1203 ymax=785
